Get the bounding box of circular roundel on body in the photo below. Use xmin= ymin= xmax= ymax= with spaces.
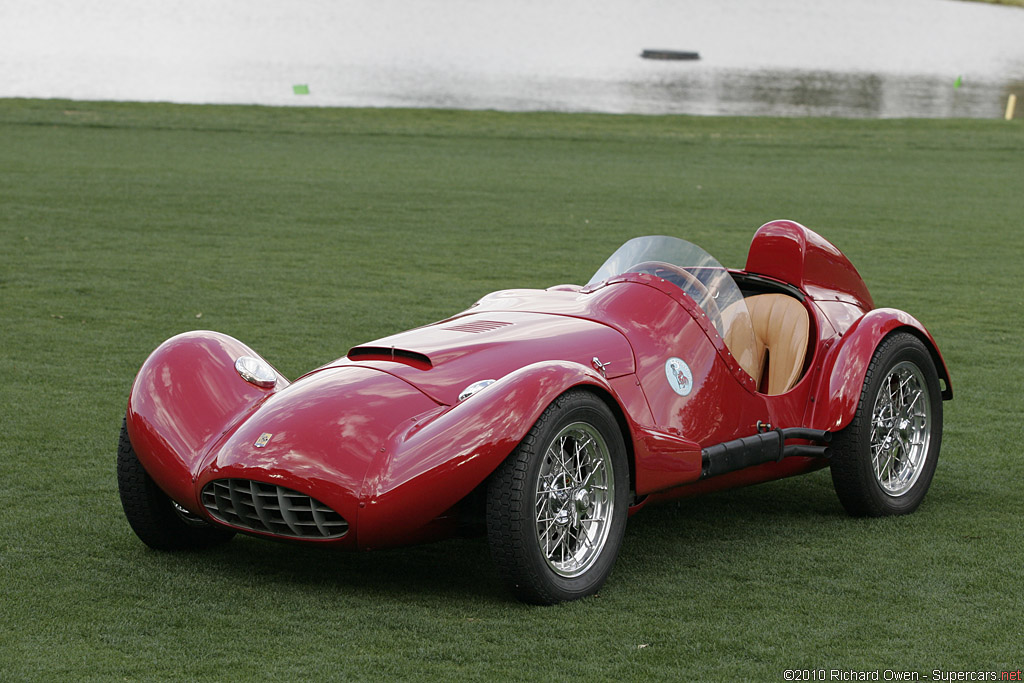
xmin=665 ymin=357 xmax=693 ymax=397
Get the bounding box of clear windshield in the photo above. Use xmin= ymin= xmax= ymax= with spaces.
xmin=587 ymin=236 xmax=757 ymax=370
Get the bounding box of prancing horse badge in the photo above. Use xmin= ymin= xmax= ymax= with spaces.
xmin=254 ymin=432 xmax=273 ymax=448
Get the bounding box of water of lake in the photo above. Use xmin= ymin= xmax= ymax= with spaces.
xmin=2 ymin=0 xmax=1023 ymax=118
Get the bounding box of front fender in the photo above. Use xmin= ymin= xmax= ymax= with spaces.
xmin=809 ymin=308 xmax=952 ymax=432
xmin=126 ymin=331 xmax=288 ymax=512
xmin=356 ymin=360 xmax=614 ymax=549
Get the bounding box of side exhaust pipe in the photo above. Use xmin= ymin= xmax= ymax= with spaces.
xmin=701 ymin=427 xmax=831 ymax=479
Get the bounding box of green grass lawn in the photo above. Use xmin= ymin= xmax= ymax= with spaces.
xmin=2 ymin=99 xmax=1022 ymax=681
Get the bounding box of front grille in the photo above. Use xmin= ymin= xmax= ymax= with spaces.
xmin=201 ymin=479 xmax=349 ymax=539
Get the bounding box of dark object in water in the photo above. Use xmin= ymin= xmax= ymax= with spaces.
xmin=641 ymin=49 xmax=700 ymax=61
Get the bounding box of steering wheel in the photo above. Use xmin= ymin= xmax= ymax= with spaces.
xmin=629 ymin=261 xmax=725 ymax=334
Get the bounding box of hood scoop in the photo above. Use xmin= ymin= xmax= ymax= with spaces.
xmin=346 ymin=346 xmax=432 ymax=370
xmin=340 ymin=311 xmax=635 ymax=405
xmin=346 ymin=320 xmax=512 ymax=370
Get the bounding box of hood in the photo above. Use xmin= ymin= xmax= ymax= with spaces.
xmin=195 ymin=365 xmax=440 ymax=543
xmin=334 ymin=311 xmax=636 ymax=405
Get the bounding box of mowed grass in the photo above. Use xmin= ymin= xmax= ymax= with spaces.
xmin=1 ymin=99 xmax=1022 ymax=680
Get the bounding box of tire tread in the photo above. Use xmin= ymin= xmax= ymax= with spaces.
xmin=486 ymin=390 xmax=627 ymax=604
xmin=830 ymin=332 xmax=942 ymax=517
xmin=117 ymin=418 xmax=233 ymax=550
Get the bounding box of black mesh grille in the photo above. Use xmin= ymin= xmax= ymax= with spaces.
xmin=201 ymin=479 xmax=348 ymax=539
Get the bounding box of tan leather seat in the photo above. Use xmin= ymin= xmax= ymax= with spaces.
xmin=725 ymin=294 xmax=809 ymax=395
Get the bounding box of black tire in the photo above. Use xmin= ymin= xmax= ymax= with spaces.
xmin=117 ymin=418 xmax=234 ymax=550
xmin=830 ymin=333 xmax=943 ymax=516
xmin=486 ymin=390 xmax=629 ymax=604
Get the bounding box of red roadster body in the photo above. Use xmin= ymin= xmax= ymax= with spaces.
xmin=119 ymin=220 xmax=951 ymax=603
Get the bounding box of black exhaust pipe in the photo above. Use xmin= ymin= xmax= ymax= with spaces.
xmin=701 ymin=427 xmax=831 ymax=479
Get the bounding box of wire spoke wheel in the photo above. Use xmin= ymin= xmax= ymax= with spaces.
xmin=830 ymin=333 xmax=944 ymax=517
xmin=535 ymin=422 xmax=614 ymax=578
xmin=487 ymin=390 xmax=628 ymax=604
xmin=869 ymin=361 xmax=932 ymax=496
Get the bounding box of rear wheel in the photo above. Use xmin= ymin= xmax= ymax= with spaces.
xmin=830 ymin=333 xmax=943 ymax=516
xmin=117 ymin=418 xmax=234 ymax=550
xmin=486 ymin=390 xmax=628 ymax=604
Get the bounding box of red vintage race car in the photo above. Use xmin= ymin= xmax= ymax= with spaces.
xmin=118 ymin=220 xmax=951 ymax=604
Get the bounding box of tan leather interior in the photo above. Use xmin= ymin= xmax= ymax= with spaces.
xmin=724 ymin=294 xmax=810 ymax=395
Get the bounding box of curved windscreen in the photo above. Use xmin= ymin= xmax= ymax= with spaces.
xmin=587 ymin=236 xmax=757 ymax=370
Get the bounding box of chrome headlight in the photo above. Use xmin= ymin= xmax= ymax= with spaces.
xmin=458 ymin=379 xmax=496 ymax=402
xmin=235 ymin=355 xmax=277 ymax=389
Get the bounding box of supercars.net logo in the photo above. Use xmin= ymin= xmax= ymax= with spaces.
xmin=783 ymin=670 xmax=1021 ymax=682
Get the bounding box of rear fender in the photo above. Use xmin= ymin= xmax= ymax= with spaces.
xmin=809 ymin=309 xmax=952 ymax=432
xmin=357 ymin=360 xmax=616 ymax=548
xmin=126 ymin=331 xmax=288 ymax=512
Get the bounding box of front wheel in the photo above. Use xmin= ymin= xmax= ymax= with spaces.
xmin=830 ymin=333 xmax=944 ymax=516
xmin=486 ymin=390 xmax=629 ymax=604
xmin=117 ymin=418 xmax=235 ymax=550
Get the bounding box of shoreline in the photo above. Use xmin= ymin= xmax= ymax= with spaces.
xmin=963 ymin=0 xmax=1024 ymax=7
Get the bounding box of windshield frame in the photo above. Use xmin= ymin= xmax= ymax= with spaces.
xmin=587 ymin=235 xmax=758 ymax=373
xmin=588 ymin=237 xmax=746 ymax=325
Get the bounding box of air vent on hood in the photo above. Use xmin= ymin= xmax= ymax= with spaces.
xmin=441 ymin=320 xmax=512 ymax=333
xmin=347 ymin=346 xmax=432 ymax=370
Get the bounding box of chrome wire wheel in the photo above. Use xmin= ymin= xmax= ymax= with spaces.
xmin=870 ymin=361 xmax=932 ymax=496
xmin=830 ymin=332 xmax=944 ymax=517
xmin=535 ymin=422 xmax=615 ymax=578
xmin=487 ymin=390 xmax=628 ymax=604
